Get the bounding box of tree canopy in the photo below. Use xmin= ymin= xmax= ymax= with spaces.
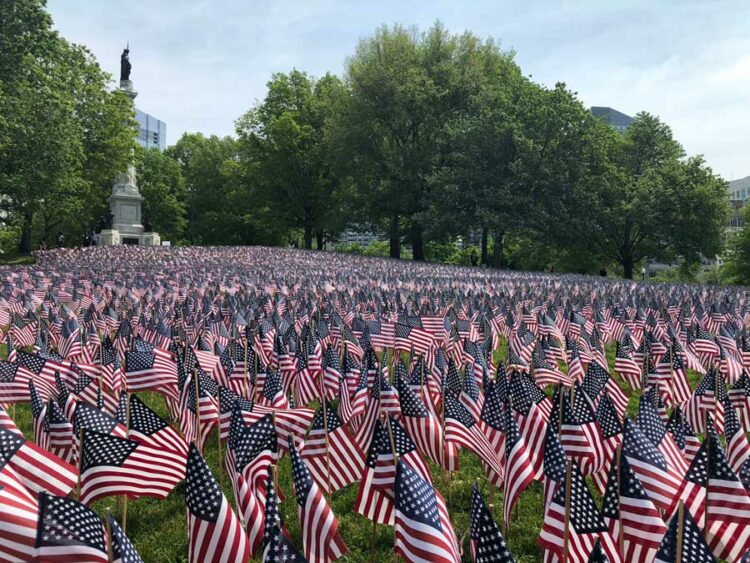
xmin=0 ymin=5 xmax=733 ymax=280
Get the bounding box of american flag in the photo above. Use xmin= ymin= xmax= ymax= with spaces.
xmin=0 ymin=478 xmax=38 ymax=561
xmin=228 ymin=412 xmax=276 ymax=556
xmin=636 ymin=394 xmax=688 ymax=476
xmin=46 ymin=398 xmax=76 ymax=464
xmin=355 ymin=417 xmax=432 ymax=525
xmin=396 ymin=375 xmax=449 ymax=468
xmin=668 ymin=407 xmax=701 ymax=466
xmin=35 ymin=491 xmax=109 ymax=562
xmin=701 ymin=435 xmax=750 ymax=561
xmin=503 ymin=401 xmax=535 ymax=526
xmin=444 ymin=393 xmax=504 ymax=480
xmin=621 ymin=419 xmax=683 ymax=513
xmin=601 ymin=453 xmax=666 ymax=563
xmin=300 ymin=400 xmax=364 ymax=493
xmin=724 ymin=398 xmax=750 ymax=473
xmin=289 ymin=438 xmax=347 ymax=563
xmin=0 ymin=361 xmax=31 ymax=403
xmin=469 ymin=484 xmax=515 ymax=563
xmin=591 ymin=395 xmax=624 ymax=494
xmin=394 ymin=459 xmax=460 ymax=563
xmin=79 ymin=428 xmax=185 ymax=505
xmin=653 ymin=504 xmax=715 ymax=563
xmin=395 ymin=322 xmax=435 ymax=357
xmin=109 ymin=513 xmax=145 ymax=563
xmin=124 ymin=348 xmax=179 ymax=400
xmin=0 ymin=404 xmax=21 ymax=436
xmin=614 ymin=342 xmax=641 ymax=391
xmin=73 ymin=401 xmax=128 ymax=438
xmin=125 ymin=394 xmax=189 ymax=457
xmin=538 ymin=462 xmax=620 ymax=563
xmin=185 ymin=444 xmax=249 ymax=563
xmin=508 ymin=372 xmax=547 ymax=479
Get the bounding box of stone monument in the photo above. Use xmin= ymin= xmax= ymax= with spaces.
xmin=99 ymin=46 xmax=160 ymax=246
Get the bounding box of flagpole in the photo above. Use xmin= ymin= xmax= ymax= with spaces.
xmin=243 ymin=337 xmax=249 ymax=399
xmin=193 ymin=367 xmax=202 ymax=454
xmin=105 ymin=507 xmax=114 ymax=563
xmin=561 ymin=459 xmax=573 ymax=563
xmin=319 ymin=376 xmax=334 ymax=496
xmin=77 ymin=426 xmax=84 ymax=501
xmin=676 ymin=500 xmax=685 ymax=562
xmin=615 ymin=445 xmax=624 ymax=557
xmin=122 ymin=390 xmax=130 ymax=534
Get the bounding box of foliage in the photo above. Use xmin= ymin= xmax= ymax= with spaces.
xmin=591 ymin=113 xmax=730 ymax=278
xmin=135 ymin=146 xmax=187 ymax=243
xmin=236 ymin=71 xmax=348 ymax=249
xmin=0 ymin=0 xmax=136 ymax=252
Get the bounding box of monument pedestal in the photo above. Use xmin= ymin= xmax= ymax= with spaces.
xmin=97 ymin=53 xmax=160 ymax=247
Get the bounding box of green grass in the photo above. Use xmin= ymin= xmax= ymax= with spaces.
xmin=0 ymin=253 xmax=36 ymax=265
xmin=7 ymin=342 xmax=702 ymax=562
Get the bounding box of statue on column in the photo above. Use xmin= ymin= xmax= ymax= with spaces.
xmin=120 ymin=46 xmax=131 ymax=81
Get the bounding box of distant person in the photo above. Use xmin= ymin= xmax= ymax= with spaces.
xmin=39 ymin=239 xmax=48 ymax=251
xmin=600 ymin=267 xmax=607 ymax=277
xmin=56 ymin=230 xmax=64 ymax=248
xmin=83 ymin=232 xmax=91 ymax=247
xmin=470 ymin=250 xmax=478 ymax=267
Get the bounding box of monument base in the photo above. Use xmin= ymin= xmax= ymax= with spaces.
xmin=98 ymin=229 xmax=160 ymax=246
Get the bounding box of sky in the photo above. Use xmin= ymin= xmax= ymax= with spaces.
xmin=46 ymin=0 xmax=750 ymax=180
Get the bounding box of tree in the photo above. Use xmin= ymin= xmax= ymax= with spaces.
xmin=0 ymin=0 xmax=136 ymax=252
xmin=236 ymin=70 xmax=346 ymax=250
xmin=594 ymin=113 xmax=729 ymax=278
xmin=329 ymin=23 xmax=477 ymax=260
xmin=135 ymin=146 xmax=187 ymax=242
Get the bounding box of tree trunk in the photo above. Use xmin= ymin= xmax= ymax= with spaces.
xmin=316 ymin=232 xmax=324 ymax=250
xmin=491 ymin=230 xmax=504 ymax=268
xmin=481 ymin=227 xmax=488 ymax=265
xmin=621 ymin=253 xmax=634 ymax=280
xmin=303 ymin=224 xmax=313 ymax=250
xmin=412 ymin=224 xmax=424 ymax=262
xmin=19 ymin=209 xmax=33 ymax=254
xmin=389 ymin=213 xmax=400 ymax=259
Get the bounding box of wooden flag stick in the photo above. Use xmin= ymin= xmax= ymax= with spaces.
xmin=193 ymin=367 xmax=202 ymax=454
xmin=77 ymin=427 xmax=84 ymax=501
xmin=105 ymin=507 xmax=114 ymax=563
xmin=243 ymin=338 xmax=249 ymax=399
xmin=561 ymin=460 xmax=573 ymax=563
xmin=319 ymin=377 xmax=333 ymax=496
xmin=676 ymin=501 xmax=685 ymax=562
xmin=370 ymin=520 xmax=377 ymax=563
xmin=122 ymin=391 xmax=131 ymax=534
xmin=615 ymin=445 xmax=624 ymax=556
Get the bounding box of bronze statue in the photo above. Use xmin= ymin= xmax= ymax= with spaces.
xmin=120 ymin=46 xmax=131 ymax=81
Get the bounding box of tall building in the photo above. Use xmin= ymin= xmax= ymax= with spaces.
xmin=590 ymin=106 xmax=634 ymax=133
xmin=135 ymin=108 xmax=166 ymax=151
xmin=729 ymin=175 xmax=750 ymax=202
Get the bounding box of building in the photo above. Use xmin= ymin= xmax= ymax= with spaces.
xmin=726 ymin=176 xmax=750 ymax=232
xmin=729 ymin=175 xmax=750 ymax=202
xmin=590 ymin=106 xmax=634 ymax=133
xmin=336 ymin=227 xmax=381 ymax=248
xmin=135 ymin=108 xmax=166 ymax=151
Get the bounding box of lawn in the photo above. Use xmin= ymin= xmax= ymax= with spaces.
xmin=6 ymin=341 xmax=698 ymax=562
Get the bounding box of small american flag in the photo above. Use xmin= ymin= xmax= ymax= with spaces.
xmin=185 ymin=444 xmax=249 ymax=563
xmin=79 ymin=428 xmax=185 ymax=505
xmin=601 ymin=453 xmax=666 ymax=563
xmin=35 ymin=491 xmax=109 ymax=562
xmin=109 ymin=513 xmax=145 ymax=563
xmin=124 ymin=394 xmax=188 ymax=457
xmin=469 ymin=483 xmax=515 ymax=563
xmin=289 ymin=438 xmax=347 ymax=563
xmin=300 ymin=400 xmax=364 ymax=493
xmin=653 ymin=505 xmax=715 ymax=563
xmin=394 ymin=459 xmax=460 ymax=563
